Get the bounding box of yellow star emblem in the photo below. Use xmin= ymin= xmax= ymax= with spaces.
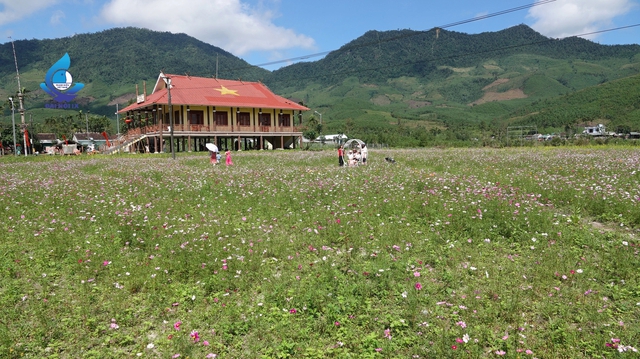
xmin=215 ymin=86 xmax=239 ymax=96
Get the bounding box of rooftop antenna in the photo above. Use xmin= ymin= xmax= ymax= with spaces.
xmin=10 ymin=37 xmax=27 ymax=156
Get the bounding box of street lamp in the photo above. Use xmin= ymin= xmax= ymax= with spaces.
xmin=8 ymin=97 xmax=16 ymax=156
xmin=314 ymin=111 xmax=323 ymax=124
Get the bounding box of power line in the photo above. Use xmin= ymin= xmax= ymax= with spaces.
xmin=241 ymin=0 xmax=558 ymax=69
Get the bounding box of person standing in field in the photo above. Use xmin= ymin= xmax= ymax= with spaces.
xmin=207 ymin=143 xmax=219 ymax=165
xmin=210 ymin=150 xmax=217 ymax=165
xmin=209 ymin=144 xmax=219 ymax=165
xmin=338 ymin=145 xmax=344 ymax=167
xmin=361 ymin=143 xmax=368 ymax=164
xmin=225 ymin=149 xmax=233 ymax=166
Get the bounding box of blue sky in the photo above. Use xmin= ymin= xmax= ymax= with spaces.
xmin=1 ymin=0 xmax=639 ymax=69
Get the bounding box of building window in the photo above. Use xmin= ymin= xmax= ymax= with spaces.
xmin=214 ymin=112 xmax=228 ymax=126
xmin=174 ymin=110 xmax=182 ymax=125
xmin=238 ymin=112 xmax=251 ymax=126
xmin=189 ymin=110 xmax=204 ymax=125
xmin=279 ymin=114 xmax=291 ymax=127
xmin=259 ymin=113 xmax=271 ymax=126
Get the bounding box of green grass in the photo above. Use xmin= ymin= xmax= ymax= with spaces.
xmin=0 ymin=148 xmax=639 ymax=358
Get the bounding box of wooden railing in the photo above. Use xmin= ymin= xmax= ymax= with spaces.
xmin=125 ymin=124 xmax=302 ymax=136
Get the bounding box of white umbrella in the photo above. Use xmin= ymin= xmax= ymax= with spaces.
xmin=205 ymin=143 xmax=218 ymax=152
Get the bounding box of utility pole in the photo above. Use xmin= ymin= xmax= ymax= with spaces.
xmin=10 ymin=37 xmax=27 ymax=156
xmin=8 ymin=97 xmax=16 ymax=156
xmin=168 ymin=79 xmax=174 ymax=159
xmin=115 ymin=103 xmax=120 ymax=136
xmin=161 ymin=74 xmax=175 ymax=159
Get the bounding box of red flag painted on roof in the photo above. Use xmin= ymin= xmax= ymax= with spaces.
xmin=119 ymin=74 xmax=309 ymax=113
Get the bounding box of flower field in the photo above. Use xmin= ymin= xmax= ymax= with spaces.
xmin=0 ymin=147 xmax=639 ymax=358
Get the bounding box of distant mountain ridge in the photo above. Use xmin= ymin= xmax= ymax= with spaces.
xmin=0 ymin=27 xmax=269 ymax=116
xmin=1 ymin=25 xmax=639 ymax=145
xmin=267 ymin=24 xmax=640 ymax=89
xmin=265 ymin=24 xmax=640 ymax=141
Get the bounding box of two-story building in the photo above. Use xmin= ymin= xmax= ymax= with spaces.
xmin=118 ymin=73 xmax=309 ymax=153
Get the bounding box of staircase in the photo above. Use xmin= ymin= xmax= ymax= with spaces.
xmin=102 ymin=134 xmax=148 ymax=155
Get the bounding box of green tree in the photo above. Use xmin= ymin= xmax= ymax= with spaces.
xmin=302 ymin=116 xmax=321 ymax=142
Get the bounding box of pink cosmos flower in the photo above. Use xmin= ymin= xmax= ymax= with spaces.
xmin=415 ymin=282 xmax=422 ymax=290
xmin=289 ymin=308 xmax=297 ymax=314
xmin=451 ymin=345 xmax=457 ymax=350
xmin=456 ymin=338 xmax=463 ymax=343
xmin=495 ymin=350 xmax=506 ymax=355
xmin=384 ymin=328 xmax=392 ymax=339
xmin=174 ymin=321 xmax=182 ymax=330
xmin=190 ymin=330 xmax=200 ymax=343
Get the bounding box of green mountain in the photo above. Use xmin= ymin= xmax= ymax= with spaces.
xmin=0 ymin=27 xmax=269 ymax=117
xmin=508 ymin=73 xmax=640 ymax=133
xmin=1 ymin=25 xmax=639 ymax=146
xmin=266 ymin=25 xmax=640 ymax=144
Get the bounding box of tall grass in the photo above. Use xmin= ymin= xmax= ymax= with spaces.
xmin=0 ymin=148 xmax=638 ymax=358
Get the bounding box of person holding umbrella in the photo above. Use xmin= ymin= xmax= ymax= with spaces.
xmin=206 ymin=143 xmax=219 ymax=165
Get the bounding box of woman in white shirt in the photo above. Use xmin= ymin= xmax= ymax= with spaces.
xmin=361 ymin=144 xmax=368 ymax=164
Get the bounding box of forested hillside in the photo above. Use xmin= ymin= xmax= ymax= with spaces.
xmin=0 ymin=27 xmax=269 ymax=116
xmin=1 ymin=25 xmax=639 ymax=147
xmin=509 ymin=74 xmax=640 ymax=132
xmin=265 ymin=25 xmax=640 ymax=145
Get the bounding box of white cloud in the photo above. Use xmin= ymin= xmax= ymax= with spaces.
xmin=50 ymin=10 xmax=65 ymax=25
xmin=0 ymin=0 xmax=58 ymax=26
xmin=99 ymin=0 xmax=315 ymax=57
xmin=528 ymin=0 xmax=635 ymax=39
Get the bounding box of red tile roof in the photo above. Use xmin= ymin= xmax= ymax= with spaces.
xmin=120 ymin=74 xmax=309 ymax=113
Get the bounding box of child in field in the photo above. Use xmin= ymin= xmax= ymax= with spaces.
xmin=225 ymin=150 xmax=233 ymax=166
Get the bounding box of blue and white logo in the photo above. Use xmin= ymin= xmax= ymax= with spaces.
xmin=40 ymin=53 xmax=84 ymax=103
